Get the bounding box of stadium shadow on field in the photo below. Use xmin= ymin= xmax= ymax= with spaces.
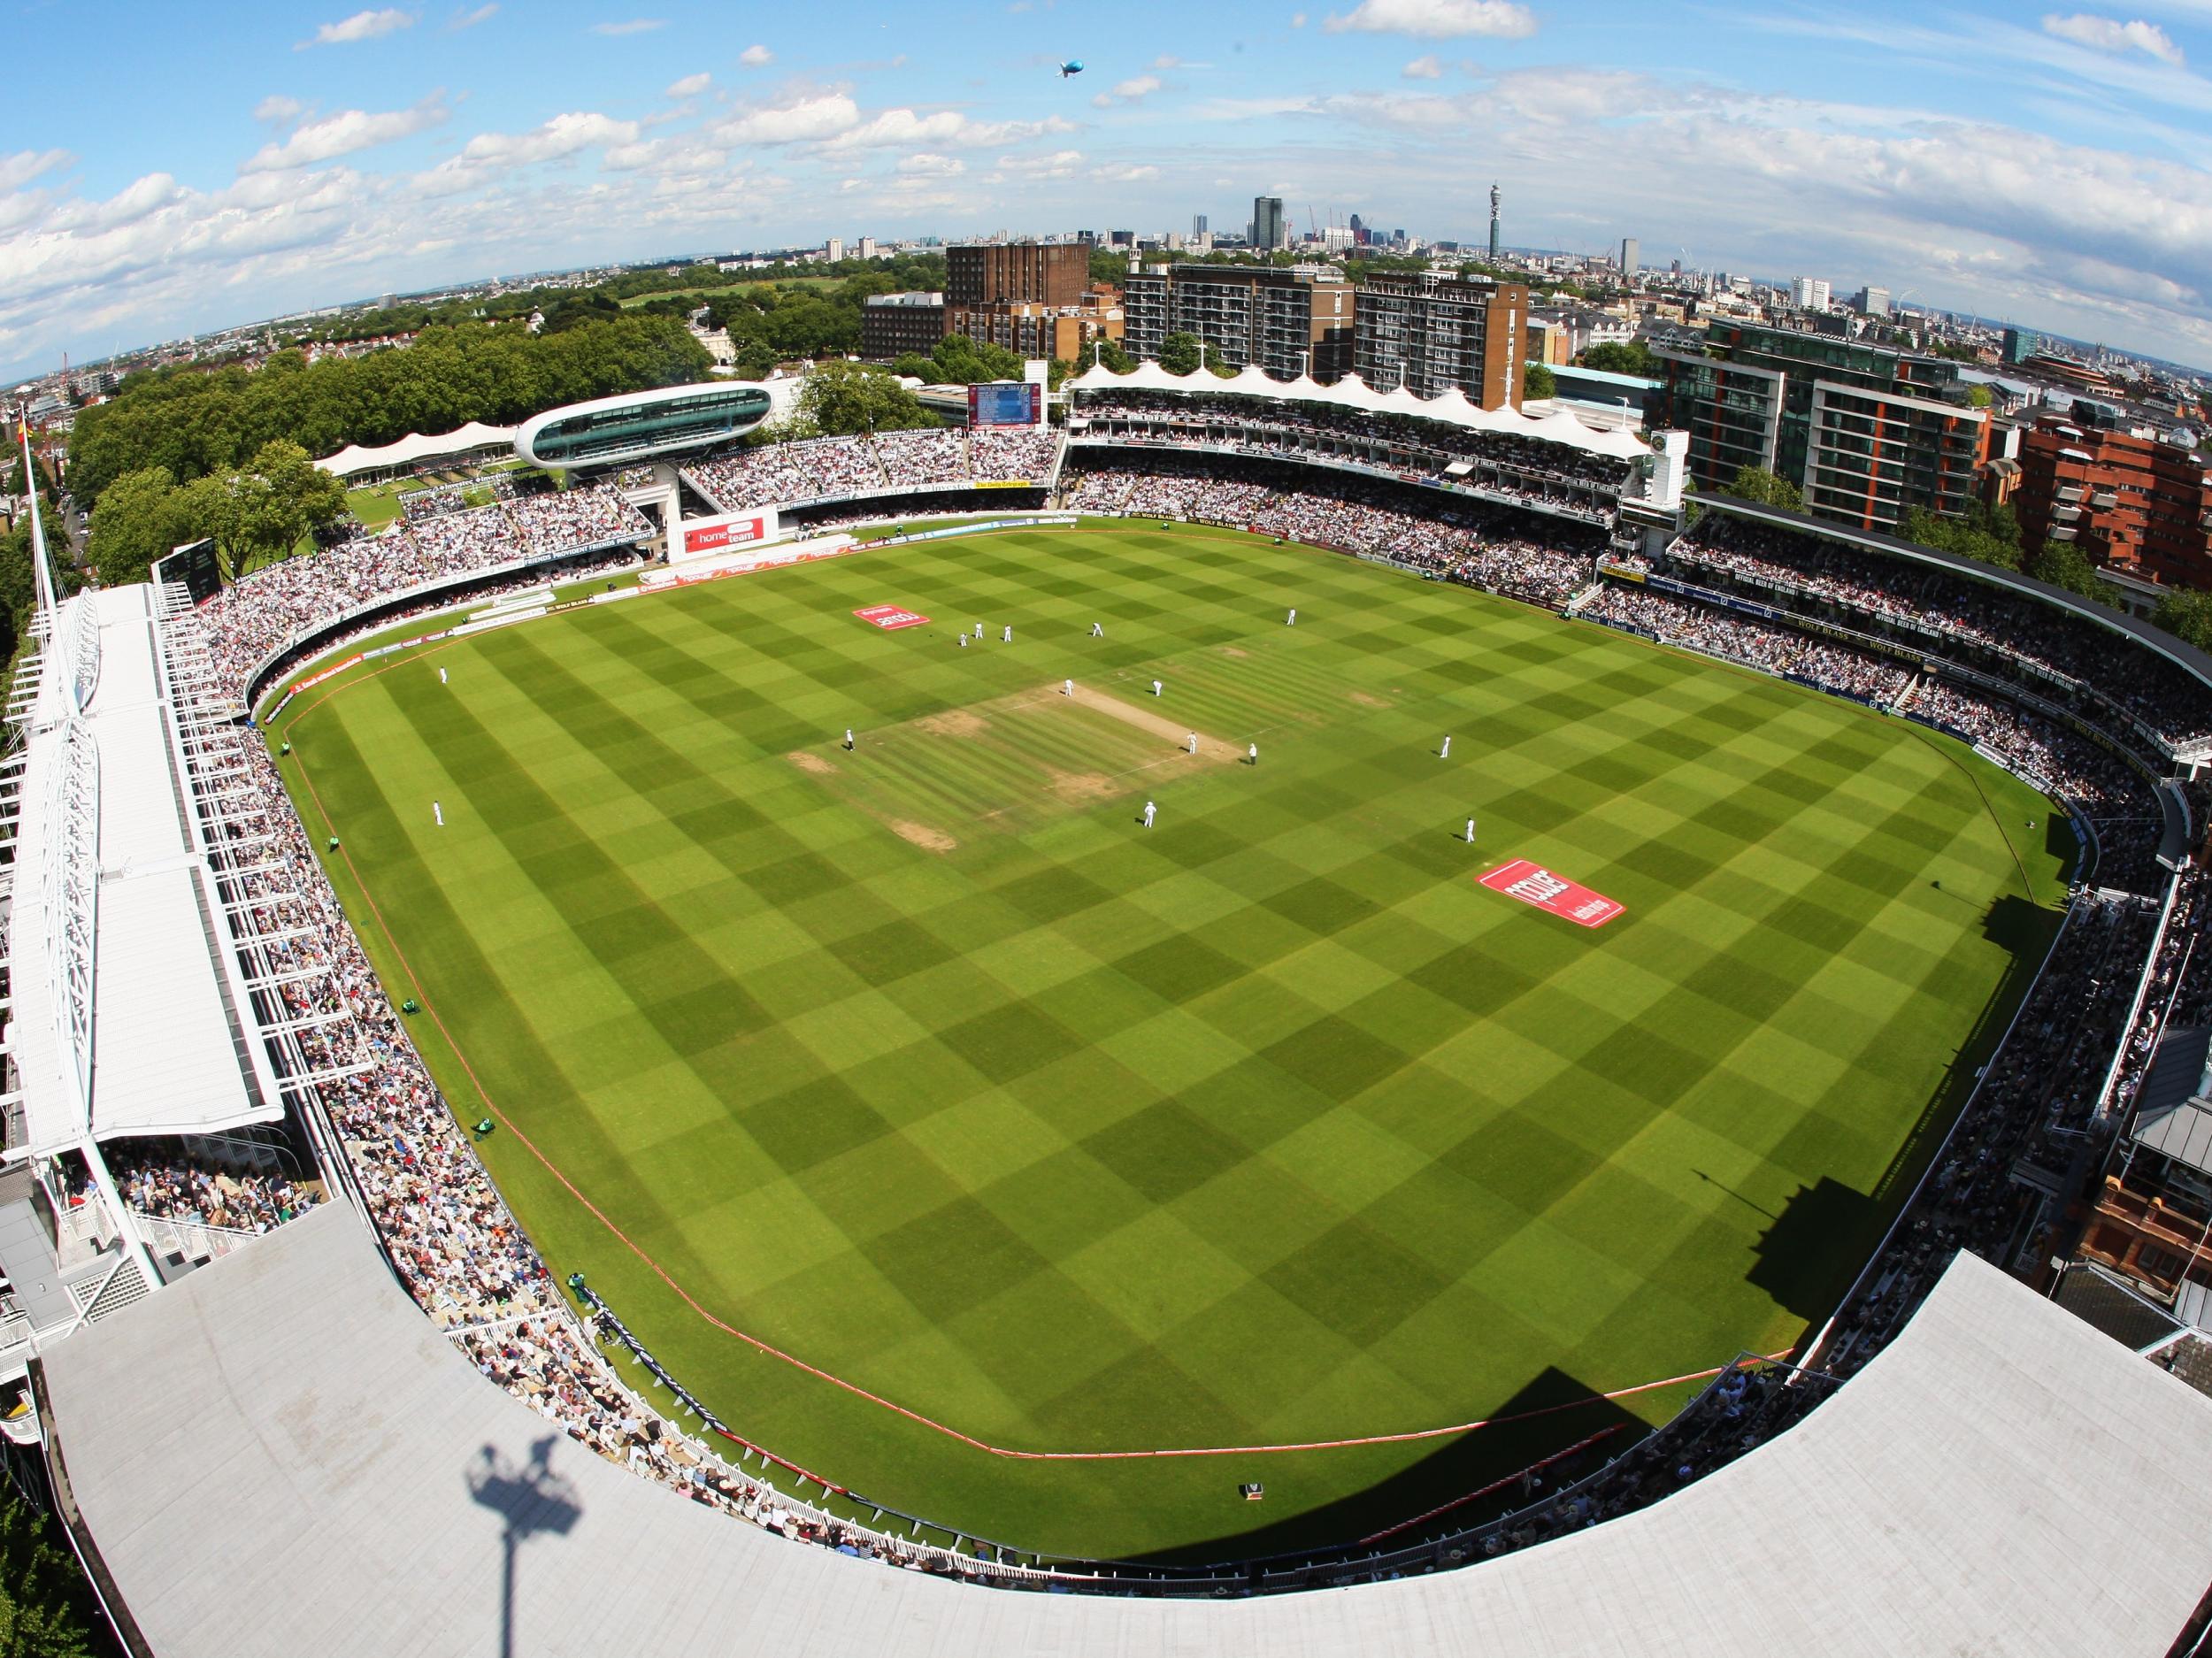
xmin=1118 ymin=1367 xmax=1649 ymax=1569
xmin=1745 ymin=1176 xmax=1879 ymax=1323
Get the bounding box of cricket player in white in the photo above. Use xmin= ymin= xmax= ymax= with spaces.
xmin=973 ymin=622 xmax=983 ymax=639
xmin=439 ymin=666 xmax=448 ymax=685
xmin=1440 ymin=735 xmax=1452 ymax=758
xmin=1286 ymin=608 xmax=1296 ymax=626
xmin=1248 ymin=742 xmax=1258 ymax=764
xmin=1064 ymin=679 xmax=1073 ymax=695
xmin=1143 ymin=800 xmax=1156 ymax=828
xmin=1091 ymin=622 xmax=1103 ymax=637
xmin=1466 ymin=817 xmax=1476 ymax=843
xmin=1152 ymin=679 xmax=1163 ymax=697
xmin=844 ymin=729 xmax=855 ymax=750
xmin=1187 ymin=733 xmax=1198 ymax=754
xmin=1002 ymin=625 xmax=1012 ymax=642
xmin=434 ymin=802 xmax=444 ymax=826
xmin=959 ymin=635 xmax=967 ymax=649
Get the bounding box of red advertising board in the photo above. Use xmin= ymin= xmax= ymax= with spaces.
xmin=682 ymin=512 xmax=772 ymax=557
xmin=1478 ymin=858 xmax=1624 ymax=929
xmin=854 ymin=604 xmax=931 ymax=631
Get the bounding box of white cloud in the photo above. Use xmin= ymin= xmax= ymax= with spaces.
xmin=0 ymin=150 xmax=70 ymax=193
xmin=254 ymin=95 xmax=306 ymax=124
xmin=738 ymin=43 xmax=773 ymax=66
xmin=715 ymin=91 xmax=862 ymax=145
xmin=2040 ymin=13 xmax=2185 ymax=65
xmin=990 ymin=148 xmax=1084 ymax=179
xmin=440 ymin=111 xmax=633 ymax=171
xmin=1402 ymin=53 xmax=1443 ymax=77
xmin=1323 ymin=0 xmax=1535 ymax=41
xmin=589 ymin=18 xmax=665 ymax=35
xmin=895 ymin=152 xmax=965 ymax=176
xmin=298 ymin=8 xmax=415 ymax=48
xmin=1291 ymin=11 xmax=1308 ymax=25
xmin=1093 ymin=74 xmax=1163 ymax=107
xmin=241 ymin=97 xmax=449 ymax=173
xmin=1095 ymin=163 xmax=1159 ymax=181
xmin=448 ymin=3 xmax=497 ymax=29
xmin=665 ymin=72 xmax=711 ymax=99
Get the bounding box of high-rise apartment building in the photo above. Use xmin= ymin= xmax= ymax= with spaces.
xmin=1619 ymin=237 xmax=1639 ymax=278
xmin=826 ymin=237 xmax=845 ymax=263
xmin=1353 ymin=275 xmax=1530 ymax=409
xmin=1121 ymin=263 xmax=1355 ymax=380
xmin=2015 ymin=417 xmax=2212 ymax=587
xmin=1250 ymin=196 xmax=1287 ymax=252
xmin=1791 ymin=277 xmax=1832 ymax=312
xmin=1655 ymin=322 xmax=1991 ymax=531
xmin=1193 ymin=213 xmax=1208 ymax=236
xmin=946 ymin=242 xmax=1088 ymax=309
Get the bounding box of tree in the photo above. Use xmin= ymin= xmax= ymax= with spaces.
xmin=795 ymin=360 xmax=937 ymax=436
xmin=2027 ymin=539 xmax=2119 ymax=607
xmin=1088 ymin=249 xmax=1129 ymax=287
xmin=87 ymin=464 xmax=186 ymax=587
xmin=920 ymin=334 xmax=1026 ymax=386
xmin=1964 ymin=383 xmax=1993 ymax=409
xmin=2154 ymin=588 xmax=2212 ymax=651
xmin=1157 ymin=331 xmax=1203 ymax=375
xmin=1523 ymin=362 xmax=1556 ymax=402
xmin=1095 ymin=337 xmax=1136 ymax=375
xmin=230 ymin=440 xmax=348 ymax=569
xmin=1897 ymin=501 xmax=2023 ymax=571
xmin=1580 ymin=340 xmax=1656 ymax=377
xmin=1724 ymin=465 xmax=1804 ymax=512
xmin=0 ymin=1480 xmax=100 ymax=1656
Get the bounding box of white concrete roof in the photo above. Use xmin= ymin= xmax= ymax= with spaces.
xmin=1067 ymin=361 xmax=1654 ymax=464
xmin=40 ymin=1210 xmax=2212 ymax=1658
xmin=317 ymin=421 xmax=516 ymax=480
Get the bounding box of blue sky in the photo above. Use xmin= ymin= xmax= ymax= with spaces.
xmin=4 ymin=0 xmax=2211 ymax=383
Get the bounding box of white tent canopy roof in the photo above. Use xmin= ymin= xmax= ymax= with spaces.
xmin=317 ymin=420 xmax=516 ymax=480
xmin=1068 ymin=361 xmax=1652 ymax=464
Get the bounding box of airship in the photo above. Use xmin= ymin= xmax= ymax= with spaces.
xmin=1058 ymin=60 xmax=1083 ymax=77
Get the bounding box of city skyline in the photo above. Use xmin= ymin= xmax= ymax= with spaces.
xmin=4 ymin=0 xmax=2211 ymax=384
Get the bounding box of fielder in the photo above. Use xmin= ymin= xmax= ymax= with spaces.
xmin=1002 ymin=625 xmax=1012 ymax=642
xmin=959 ymin=634 xmax=968 ymax=649
xmin=1064 ymin=678 xmax=1073 ymax=696
xmin=1286 ymin=608 xmax=1297 ymax=626
xmin=1091 ymin=622 xmax=1103 ymax=637
xmin=1152 ymin=679 xmax=1163 ymax=697
xmin=439 ymin=666 xmax=448 ymax=685
xmin=1143 ymin=800 xmax=1156 ymax=828
xmin=434 ymin=801 xmax=444 ymax=826
xmin=1440 ymin=735 xmax=1452 ymax=759
xmin=973 ymin=622 xmax=983 ymax=639
xmin=1187 ymin=733 xmax=1198 ymax=755
xmin=1466 ymin=817 xmax=1476 ymax=843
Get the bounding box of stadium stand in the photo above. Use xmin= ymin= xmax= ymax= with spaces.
xmin=14 ymin=394 xmax=2212 ymax=1650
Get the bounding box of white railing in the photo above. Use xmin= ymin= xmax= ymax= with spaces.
xmin=42 ymin=715 xmax=98 ymax=1120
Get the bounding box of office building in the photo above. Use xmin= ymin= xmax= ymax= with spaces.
xmin=1121 ymin=262 xmax=1355 ymax=380
xmin=1655 ymin=321 xmax=1992 ymax=531
xmin=859 ymin=291 xmax=948 ymax=359
xmin=2003 ymin=327 xmax=2041 ymax=366
xmin=1250 ymin=196 xmax=1287 ymax=253
xmin=2015 ymin=417 xmax=2212 ymax=587
xmin=1857 ymin=286 xmax=1891 ymax=319
xmin=1791 ymin=277 xmax=1832 ymax=312
xmin=1354 ymin=274 xmax=1530 ymax=409
xmin=1193 ymin=213 xmax=1208 ymax=236
xmin=1619 ymin=237 xmax=1639 ymax=278
xmin=947 ymin=242 xmax=1088 ymax=310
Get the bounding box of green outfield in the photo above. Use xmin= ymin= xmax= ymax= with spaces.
xmin=268 ymin=523 xmax=2069 ymax=1562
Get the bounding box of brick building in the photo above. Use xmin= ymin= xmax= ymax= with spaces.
xmin=2015 ymin=417 xmax=2212 ymax=587
xmin=1353 ymin=274 xmax=1529 ymax=409
xmin=859 ymin=291 xmax=947 ymax=360
xmin=1119 ymin=263 xmax=1355 ymax=381
xmin=946 ymin=242 xmax=1089 ymax=310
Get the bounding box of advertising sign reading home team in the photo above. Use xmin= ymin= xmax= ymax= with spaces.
xmin=1479 ymin=859 xmax=1625 ymax=928
xmin=680 ymin=510 xmax=777 ymax=558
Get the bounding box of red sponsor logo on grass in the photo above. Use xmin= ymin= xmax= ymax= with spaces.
xmin=855 ymin=605 xmax=931 ymax=631
xmin=1479 ymin=858 xmax=1624 ymax=929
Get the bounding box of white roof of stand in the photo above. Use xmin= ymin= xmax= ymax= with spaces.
xmin=39 ymin=1215 xmax=2212 ymax=1658
xmin=317 ymin=420 xmax=516 ymax=480
xmin=9 ymin=585 xmax=281 ymax=1155
xmin=1067 ymin=361 xmax=1655 ymax=464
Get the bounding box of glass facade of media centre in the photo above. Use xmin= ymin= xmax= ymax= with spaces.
xmin=519 ymin=385 xmax=776 ymax=467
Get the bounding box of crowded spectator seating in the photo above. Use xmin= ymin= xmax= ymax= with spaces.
xmin=196 ymin=484 xmax=649 ymax=704
xmin=1067 ymin=388 xmax=1631 ymax=528
xmin=1663 ymin=516 xmax=2212 ymax=754
xmin=683 ymin=427 xmax=1064 ymax=516
xmin=110 ymin=1143 xmax=323 ymax=1236
xmin=1063 ymin=454 xmax=1601 ymax=610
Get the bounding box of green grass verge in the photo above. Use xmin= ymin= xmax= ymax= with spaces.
xmin=266 ymin=523 xmax=2068 ymax=1562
